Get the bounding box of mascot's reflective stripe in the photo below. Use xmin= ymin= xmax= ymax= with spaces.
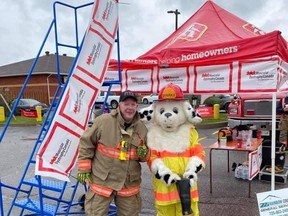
xmin=154 ymin=190 xmax=198 ymax=204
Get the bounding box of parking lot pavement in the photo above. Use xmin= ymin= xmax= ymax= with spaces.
xmin=1 ymin=125 xmax=287 ymax=216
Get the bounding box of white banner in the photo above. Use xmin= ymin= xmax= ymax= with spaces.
xmin=194 ymin=64 xmax=232 ymax=94
xmin=126 ymin=69 xmax=154 ymax=93
xmin=238 ymin=60 xmax=278 ymax=93
xmin=249 ymin=145 xmax=262 ymax=180
xmin=35 ymin=0 xmax=118 ymax=181
xmin=158 ymin=67 xmax=189 ymax=93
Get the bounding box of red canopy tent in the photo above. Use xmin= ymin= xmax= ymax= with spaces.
xmin=107 ymin=0 xmax=288 ymax=94
xmin=137 ymin=1 xmax=288 ymax=67
xmin=106 ymin=0 xmax=288 ymax=192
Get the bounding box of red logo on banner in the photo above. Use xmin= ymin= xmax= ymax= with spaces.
xmin=246 ymin=70 xmax=256 ymax=75
xmin=163 ymin=76 xmax=179 ymax=80
xmin=86 ymin=55 xmax=92 ymax=65
xmin=102 ymin=1 xmax=113 ymax=21
xmin=202 ymin=73 xmax=210 ymax=78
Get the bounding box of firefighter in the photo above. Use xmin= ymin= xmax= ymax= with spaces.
xmin=77 ymin=90 xmax=150 ymax=216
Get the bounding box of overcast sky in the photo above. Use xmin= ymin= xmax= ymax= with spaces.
xmin=0 ymin=0 xmax=287 ymax=66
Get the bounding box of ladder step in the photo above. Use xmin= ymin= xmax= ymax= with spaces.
xmin=23 ymin=178 xmax=66 ymax=192
xmin=14 ymin=198 xmax=60 ymax=215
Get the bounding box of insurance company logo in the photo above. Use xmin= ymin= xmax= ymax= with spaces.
xmin=73 ymin=89 xmax=85 ymax=113
xmin=50 ymin=138 xmax=72 ymax=165
xmin=102 ymin=1 xmax=114 ymax=21
xmin=162 ymin=75 xmax=183 ymax=84
xmin=130 ymin=76 xmax=148 ymax=84
xmin=86 ymin=42 xmax=103 ymax=66
xmin=243 ymin=23 xmax=265 ymax=36
xmin=163 ymin=75 xmax=179 ymax=80
xmin=104 ymin=77 xmax=115 ymax=81
xmin=246 ymin=70 xmax=274 ymax=80
xmin=201 ymin=73 xmax=224 ymax=82
xmin=178 ymin=23 xmax=207 ymax=41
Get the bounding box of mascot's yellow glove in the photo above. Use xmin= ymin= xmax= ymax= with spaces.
xmin=77 ymin=173 xmax=92 ymax=185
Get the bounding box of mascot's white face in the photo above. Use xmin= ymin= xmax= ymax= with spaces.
xmin=155 ymin=100 xmax=186 ymax=132
xmin=139 ymin=100 xmax=202 ymax=131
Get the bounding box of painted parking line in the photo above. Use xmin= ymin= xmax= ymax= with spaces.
xmin=198 ymin=137 xmax=207 ymax=142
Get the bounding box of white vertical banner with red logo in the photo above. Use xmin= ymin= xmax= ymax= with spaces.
xmin=35 ymin=0 xmax=118 ymax=181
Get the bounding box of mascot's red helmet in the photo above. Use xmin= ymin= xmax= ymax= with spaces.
xmin=158 ymin=83 xmax=185 ymax=101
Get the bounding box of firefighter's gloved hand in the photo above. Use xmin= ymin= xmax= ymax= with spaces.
xmin=77 ymin=173 xmax=92 ymax=185
xmin=137 ymin=145 xmax=148 ymax=158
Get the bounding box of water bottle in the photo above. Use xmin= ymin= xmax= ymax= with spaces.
xmin=220 ymin=136 xmax=227 ymax=147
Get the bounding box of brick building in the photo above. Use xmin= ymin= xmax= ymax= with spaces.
xmin=0 ymin=51 xmax=74 ymax=106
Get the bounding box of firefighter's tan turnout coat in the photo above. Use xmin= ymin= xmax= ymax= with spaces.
xmin=78 ymin=108 xmax=148 ymax=197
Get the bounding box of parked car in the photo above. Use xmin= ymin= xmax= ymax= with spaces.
xmin=95 ymin=91 xmax=120 ymax=109
xmin=10 ymin=99 xmax=49 ymax=116
xmin=142 ymin=94 xmax=158 ymax=104
xmin=203 ymin=94 xmax=233 ymax=112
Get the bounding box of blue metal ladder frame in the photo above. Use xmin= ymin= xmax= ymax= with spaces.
xmin=0 ymin=1 xmax=121 ymax=215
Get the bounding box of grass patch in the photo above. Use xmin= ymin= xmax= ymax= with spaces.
xmin=1 ymin=113 xmax=228 ymax=125
xmin=200 ymin=113 xmax=227 ymax=124
xmin=0 ymin=116 xmax=43 ymax=125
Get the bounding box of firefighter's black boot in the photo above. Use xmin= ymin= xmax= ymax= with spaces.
xmin=176 ymin=179 xmax=193 ymax=215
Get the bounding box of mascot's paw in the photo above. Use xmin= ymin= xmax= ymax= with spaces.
xmin=183 ymin=171 xmax=197 ymax=188
xmin=183 ymin=170 xmax=198 ymax=181
xmin=156 ymin=172 xmax=181 ymax=186
xmin=139 ymin=105 xmax=154 ymax=123
xmin=185 ymin=156 xmax=205 ymax=175
xmin=152 ymin=159 xmax=181 ymax=186
xmin=188 ymin=178 xmax=195 ymax=188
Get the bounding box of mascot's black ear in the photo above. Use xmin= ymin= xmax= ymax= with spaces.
xmin=139 ymin=104 xmax=154 ymax=123
xmin=183 ymin=101 xmax=202 ymax=124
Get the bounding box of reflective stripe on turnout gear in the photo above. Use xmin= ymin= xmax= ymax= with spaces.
xmin=78 ymin=159 xmax=92 ymax=170
xmin=117 ymin=186 xmax=140 ymax=197
xmin=90 ymin=182 xmax=140 ymax=197
xmin=97 ymin=143 xmax=138 ymax=160
xmin=90 ymin=183 xmax=113 ymax=197
xmin=154 ymin=189 xmax=199 ymax=204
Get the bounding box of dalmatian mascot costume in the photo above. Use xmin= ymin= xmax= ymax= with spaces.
xmin=139 ymin=83 xmax=205 ymax=216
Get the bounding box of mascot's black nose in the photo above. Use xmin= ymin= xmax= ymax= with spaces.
xmin=164 ymin=113 xmax=172 ymax=118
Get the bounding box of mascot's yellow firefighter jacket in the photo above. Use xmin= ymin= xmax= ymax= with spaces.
xmin=148 ymin=125 xmax=205 ymax=206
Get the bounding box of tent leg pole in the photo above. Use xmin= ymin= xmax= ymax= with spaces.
xmin=271 ymin=93 xmax=277 ymax=191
